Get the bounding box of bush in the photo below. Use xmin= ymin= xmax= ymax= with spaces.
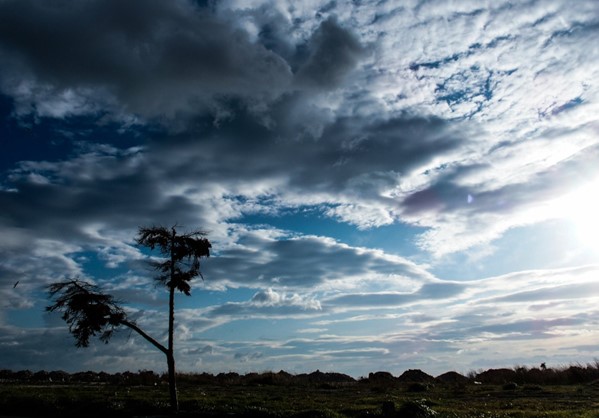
xmin=396 ymin=400 xmax=438 ymax=417
xmin=502 ymin=382 xmax=518 ymax=390
xmin=407 ymin=382 xmax=431 ymax=392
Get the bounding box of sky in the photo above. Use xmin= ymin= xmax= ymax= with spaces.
xmin=1 ymin=0 xmax=599 ymax=378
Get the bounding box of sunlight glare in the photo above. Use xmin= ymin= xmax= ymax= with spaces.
xmin=552 ymin=179 xmax=599 ymax=250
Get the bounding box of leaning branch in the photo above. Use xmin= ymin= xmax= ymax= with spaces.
xmin=120 ymin=319 xmax=168 ymax=356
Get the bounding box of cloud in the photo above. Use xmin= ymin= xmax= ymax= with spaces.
xmin=0 ymin=236 xmax=84 ymax=316
xmin=326 ymin=292 xmax=411 ymax=308
xmin=2 ymin=0 xmax=596 ymax=259
xmin=204 ymin=229 xmax=432 ymax=290
xmin=0 ymin=1 xmax=595 ymax=266
xmin=206 ymin=288 xmax=321 ymax=319
xmin=0 ymin=0 xmax=294 ymax=122
xmin=324 ymin=281 xmax=464 ymax=308
xmin=0 ymin=324 xmax=165 ymax=372
xmin=234 ymin=351 xmax=264 ymax=362
xmin=133 ymin=111 xmax=472 ymax=232
xmin=251 ymin=288 xmax=321 ymax=309
xmin=6 ymin=264 xmax=599 ymax=376
xmin=0 ymin=0 xmax=371 ymax=129
xmin=295 ymin=16 xmax=366 ymax=88
xmin=297 ymin=328 xmax=327 ymax=334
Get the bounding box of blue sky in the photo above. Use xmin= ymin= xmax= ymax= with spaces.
xmin=1 ymin=0 xmax=599 ymax=378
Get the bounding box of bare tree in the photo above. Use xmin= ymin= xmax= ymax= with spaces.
xmin=47 ymin=225 xmax=211 ymax=412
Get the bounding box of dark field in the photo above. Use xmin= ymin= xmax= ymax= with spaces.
xmin=2 ymin=368 xmax=599 ymax=417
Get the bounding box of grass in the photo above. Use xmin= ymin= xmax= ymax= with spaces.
xmin=1 ymin=379 xmax=599 ymax=417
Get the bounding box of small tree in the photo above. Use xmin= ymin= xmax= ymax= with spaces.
xmin=47 ymin=225 xmax=211 ymax=412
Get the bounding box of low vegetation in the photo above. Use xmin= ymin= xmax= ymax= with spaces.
xmin=1 ymin=365 xmax=599 ymax=417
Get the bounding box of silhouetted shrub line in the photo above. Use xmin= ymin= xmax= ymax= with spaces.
xmin=4 ymin=361 xmax=599 ymax=387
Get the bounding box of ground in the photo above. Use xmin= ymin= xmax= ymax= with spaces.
xmin=1 ymin=375 xmax=599 ymax=417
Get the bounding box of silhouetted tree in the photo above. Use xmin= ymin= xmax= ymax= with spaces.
xmin=47 ymin=225 xmax=211 ymax=412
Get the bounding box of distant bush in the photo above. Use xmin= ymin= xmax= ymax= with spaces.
xmin=4 ymin=362 xmax=599 ymax=387
xmin=475 ymin=368 xmax=517 ymax=384
xmin=470 ymin=361 xmax=599 ymax=385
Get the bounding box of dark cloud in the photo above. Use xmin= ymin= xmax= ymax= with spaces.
xmin=400 ymin=180 xmax=465 ymax=216
xmin=0 ymin=0 xmax=368 ymax=127
xmin=0 ymin=0 xmax=468 ymax=236
xmin=0 ymin=145 xmax=216 ymax=243
xmin=205 ymin=233 xmax=430 ymax=288
xmin=141 ymin=111 xmax=467 ymax=224
xmin=0 ymin=0 xmax=293 ymax=121
xmin=296 ymin=17 xmax=366 ymax=88
xmin=0 ymin=107 xmax=468 ymax=252
xmin=291 ymin=115 xmax=464 ymax=192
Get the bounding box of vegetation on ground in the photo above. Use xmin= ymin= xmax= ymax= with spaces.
xmin=2 ymin=365 xmax=599 ymax=417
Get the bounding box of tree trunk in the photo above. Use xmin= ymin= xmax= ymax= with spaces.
xmin=167 ymin=351 xmax=178 ymax=412
xmin=120 ymin=319 xmax=168 ymax=355
xmin=167 ymin=285 xmax=178 ymax=412
xmin=168 ymin=227 xmax=179 ymax=412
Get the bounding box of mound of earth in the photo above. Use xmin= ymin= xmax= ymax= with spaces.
xmin=436 ymin=371 xmax=470 ymax=384
xmin=397 ymin=369 xmax=436 ymax=383
xmin=296 ymin=370 xmax=355 ymax=384
xmin=367 ymin=371 xmax=396 ymax=382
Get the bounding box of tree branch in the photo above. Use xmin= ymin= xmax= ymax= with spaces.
xmin=119 ymin=319 xmax=168 ymax=356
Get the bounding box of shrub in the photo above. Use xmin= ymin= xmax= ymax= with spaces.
xmin=396 ymin=399 xmax=438 ymax=417
xmin=502 ymin=382 xmax=518 ymax=390
xmin=407 ymin=382 xmax=431 ymax=392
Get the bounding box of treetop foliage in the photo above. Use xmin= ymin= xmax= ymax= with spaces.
xmin=46 ymin=280 xmax=126 ymax=348
xmin=46 ymin=226 xmax=212 ymax=348
xmin=136 ymin=225 xmax=211 ymax=296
